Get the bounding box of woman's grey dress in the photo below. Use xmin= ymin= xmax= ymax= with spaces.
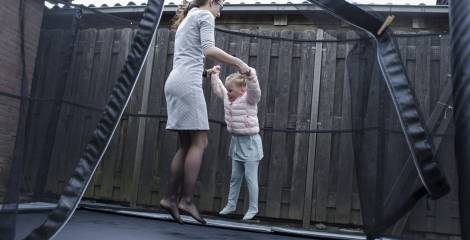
xmin=164 ymin=8 xmax=215 ymax=130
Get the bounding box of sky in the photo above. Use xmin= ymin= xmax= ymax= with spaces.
xmin=71 ymin=0 xmax=437 ymax=6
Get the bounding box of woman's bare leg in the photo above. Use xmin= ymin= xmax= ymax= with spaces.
xmin=178 ymin=131 xmax=208 ymax=224
xmin=159 ymin=132 xmax=190 ymax=223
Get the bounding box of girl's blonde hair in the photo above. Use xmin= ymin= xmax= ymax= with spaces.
xmin=171 ymin=0 xmax=209 ymax=29
xmin=225 ymin=73 xmax=247 ymax=88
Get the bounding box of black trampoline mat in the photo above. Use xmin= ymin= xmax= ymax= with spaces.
xmin=15 ymin=210 xmax=318 ymax=240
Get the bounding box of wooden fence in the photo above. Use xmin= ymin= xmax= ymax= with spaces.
xmin=24 ymin=26 xmax=459 ymax=238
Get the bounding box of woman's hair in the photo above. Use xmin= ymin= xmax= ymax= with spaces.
xmin=171 ymin=0 xmax=209 ymax=29
xmin=225 ymin=73 xmax=247 ymax=88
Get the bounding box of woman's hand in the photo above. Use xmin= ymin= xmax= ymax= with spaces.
xmin=245 ymin=67 xmax=256 ymax=78
xmin=237 ymin=61 xmax=250 ymax=75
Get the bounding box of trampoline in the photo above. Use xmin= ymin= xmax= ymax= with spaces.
xmin=12 ymin=202 xmax=371 ymax=240
xmin=16 ymin=210 xmax=316 ymax=240
xmin=2 ymin=0 xmax=468 ymax=239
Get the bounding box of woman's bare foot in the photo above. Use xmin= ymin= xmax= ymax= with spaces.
xmin=178 ymin=200 xmax=206 ymax=224
xmin=160 ymin=198 xmax=183 ymax=224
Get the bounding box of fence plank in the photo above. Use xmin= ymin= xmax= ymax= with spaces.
xmin=103 ymin=29 xmax=134 ymax=202
xmin=47 ymin=30 xmax=82 ymax=193
xmin=301 ymin=29 xmax=323 ymax=226
xmin=288 ymin=30 xmax=316 ymax=222
xmin=417 ymin=36 xmax=432 ymax=118
xmin=334 ymin=31 xmax=356 ymax=224
xmin=155 ymin=31 xmax=180 ymax=203
xmin=156 ymin=127 xmax=178 ymax=202
xmin=35 ymin=30 xmax=68 ymax=194
xmin=313 ymin=30 xmax=336 ymax=222
xmin=212 ymin=31 xmax=234 ymax=212
xmin=239 ymin=29 xmax=256 ymax=213
xmin=126 ymin=33 xmax=157 ymax=207
xmin=253 ymin=30 xmax=272 ymax=216
xmin=95 ymin=29 xmax=132 ymax=201
xmin=265 ymin=30 xmax=293 ymax=218
xmin=434 ymin=34 xmax=454 ymax=235
xmin=85 ymin=28 xmax=115 ymax=198
xmin=29 ymin=29 xmax=63 ymax=196
xmin=63 ymin=29 xmax=97 ymax=190
xmin=136 ymin=28 xmax=171 ymax=205
xmin=24 ymin=27 xmax=50 ymax=190
xmin=121 ymin=30 xmax=146 ymax=203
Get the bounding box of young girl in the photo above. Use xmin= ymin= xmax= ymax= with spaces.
xmin=208 ymin=65 xmax=263 ymax=220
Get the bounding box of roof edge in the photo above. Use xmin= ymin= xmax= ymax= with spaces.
xmin=56 ymin=3 xmax=448 ymax=15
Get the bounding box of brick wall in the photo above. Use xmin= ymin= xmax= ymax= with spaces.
xmin=0 ymin=0 xmax=44 ymax=188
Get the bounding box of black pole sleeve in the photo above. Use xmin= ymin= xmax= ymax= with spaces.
xmin=449 ymin=0 xmax=470 ymax=238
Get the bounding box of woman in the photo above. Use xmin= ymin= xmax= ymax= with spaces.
xmin=159 ymin=0 xmax=250 ymax=224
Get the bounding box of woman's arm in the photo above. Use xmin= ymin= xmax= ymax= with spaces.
xmin=198 ymin=10 xmax=250 ymax=74
xmin=203 ymin=46 xmax=250 ymax=74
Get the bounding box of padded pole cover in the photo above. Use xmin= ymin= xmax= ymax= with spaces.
xmin=449 ymin=0 xmax=470 ymax=238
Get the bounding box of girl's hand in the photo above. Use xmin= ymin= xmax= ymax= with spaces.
xmin=207 ymin=65 xmax=221 ymax=78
